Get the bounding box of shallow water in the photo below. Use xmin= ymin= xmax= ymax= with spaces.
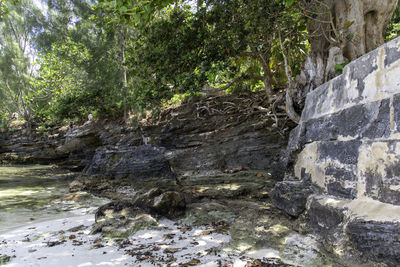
xmin=0 ymin=165 xmax=106 ymax=233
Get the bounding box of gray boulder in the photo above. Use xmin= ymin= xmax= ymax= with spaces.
xmin=269 ymin=180 xmax=313 ymax=217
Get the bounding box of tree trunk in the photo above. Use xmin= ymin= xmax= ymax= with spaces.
xmin=296 ymin=0 xmax=398 ymax=105
xmin=119 ymin=27 xmax=128 ymax=121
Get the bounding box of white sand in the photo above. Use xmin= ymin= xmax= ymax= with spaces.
xmin=0 ymin=209 xmax=241 ymax=267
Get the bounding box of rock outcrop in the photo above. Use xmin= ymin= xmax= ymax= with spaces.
xmin=66 ymin=93 xmax=291 ymax=200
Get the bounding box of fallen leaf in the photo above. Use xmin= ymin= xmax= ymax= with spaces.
xmin=67 ymin=225 xmax=86 ymax=232
xmin=166 ymin=256 xmax=177 ymax=263
xmin=69 ymin=235 xmax=76 ymax=240
xmin=45 ymin=240 xmax=65 ymax=247
xmin=183 ymin=259 xmax=201 ymax=266
xmin=164 ymin=248 xmax=180 ymax=254
xmin=92 ymin=243 xmax=104 ymax=249
xmin=344 ymin=20 xmax=355 ymax=29
xmin=253 ymin=259 xmax=263 ymax=266
xmin=200 ymin=230 xmax=212 ymax=236
xmin=163 ymin=233 xmax=175 ymax=239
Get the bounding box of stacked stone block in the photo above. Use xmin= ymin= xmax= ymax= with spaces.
xmin=291 ymin=37 xmax=400 ymax=264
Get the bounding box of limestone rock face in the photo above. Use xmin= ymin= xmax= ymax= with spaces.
xmin=93 ymin=187 xmax=186 ymax=229
xmin=0 ymin=124 xmax=102 ymax=170
xmin=0 ymin=128 xmax=69 ymax=165
xmin=152 ymin=191 xmax=186 ymax=217
xmin=269 ymin=180 xmax=312 ymax=217
xmin=84 ymin=145 xmax=175 ymax=182
xmin=72 ymin=93 xmax=290 ymax=202
xmin=307 ymin=195 xmax=400 ymax=265
xmin=346 ymin=220 xmax=400 ymax=264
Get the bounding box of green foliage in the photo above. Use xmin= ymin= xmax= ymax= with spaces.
xmin=166 ymin=92 xmax=203 ymax=106
xmin=284 ymin=0 xmax=295 ymax=8
xmin=334 ymin=62 xmax=349 ymax=75
xmin=126 ymin=0 xmax=308 ymax=109
xmin=94 ymin=0 xmax=175 ymax=27
xmin=0 ymin=254 xmax=11 ymax=265
xmin=0 ymin=0 xmax=8 ymax=19
xmin=386 ymin=2 xmax=400 ymax=41
xmin=0 ymin=113 xmax=10 ymax=131
xmin=0 ymin=0 xmax=43 ymax=125
xmin=12 ymin=0 xmax=400 ymax=126
xmin=0 ymin=0 xmax=20 ymax=21
xmin=27 ymin=1 xmax=125 ymax=123
xmin=30 ymin=39 xmax=91 ymax=120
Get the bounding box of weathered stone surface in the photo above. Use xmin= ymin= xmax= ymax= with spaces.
xmin=385 ymin=39 xmax=400 ymax=67
xmin=290 ymin=37 xmax=400 ymax=264
xmin=295 ymin=141 xmax=359 ymax=200
xmin=152 ymin=191 xmax=186 ymax=217
xmin=358 ymin=141 xmax=400 ymax=205
xmin=319 ymin=141 xmax=360 ymax=164
xmin=56 ymin=132 xmax=101 ymax=155
xmin=301 ymin=39 xmax=400 ymax=123
xmin=282 ymin=124 xmax=305 ymax=169
xmin=92 ymin=201 xmax=158 ymax=235
xmin=346 ymin=220 xmax=400 ymax=264
xmin=158 ymin=120 xmax=286 ymax=178
xmin=307 ymin=196 xmax=345 ymax=244
xmin=84 ymin=145 xmax=175 ymax=182
xmin=269 ymin=180 xmax=313 ymax=217
xmin=393 ymin=93 xmax=400 ymax=133
xmin=131 ymin=188 xmax=186 ymax=217
xmin=94 ymin=187 xmax=186 ymax=222
xmin=304 ymin=99 xmax=390 ymax=142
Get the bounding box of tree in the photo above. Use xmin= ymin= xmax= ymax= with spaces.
xmin=94 ymin=0 xmax=177 ymax=120
xmin=0 ymin=0 xmax=43 ymax=136
xmin=296 ymin=0 xmax=398 ymax=101
xmin=30 ymin=0 xmax=123 ymax=122
xmin=30 ymin=39 xmax=91 ymax=120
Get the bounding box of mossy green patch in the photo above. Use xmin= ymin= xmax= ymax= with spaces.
xmin=0 ymin=255 xmax=11 ymax=265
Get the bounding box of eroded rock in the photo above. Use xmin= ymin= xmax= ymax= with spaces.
xmin=346 ymin=220 xmax=400 ymax=264
xmin=269 ymin=180 xmax=313 ymax=217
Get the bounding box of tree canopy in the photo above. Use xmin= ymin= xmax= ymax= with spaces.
xmin=0 ymin=0 xmax=399 ymax=130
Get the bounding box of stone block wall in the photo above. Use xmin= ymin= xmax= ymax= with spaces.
xmin=294 ymin=37 xmax=400 ymax=205
xmin=285 ymin=37 xmax=400 ymax=264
